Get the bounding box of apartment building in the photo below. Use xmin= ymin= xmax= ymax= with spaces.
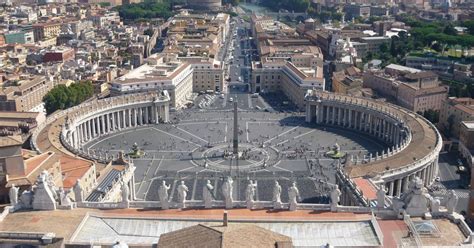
xmin=332 ymin=66 xmax=363 ymax=95
xmin=32 ymin=22 xmax=61 ymax=41
xmin=0 ymin=76 xmax=53 ymax=112
xmin=162 ymin=13 xmax=229 ymax=92
xmin=459 ymin=121 xmax=474 ymax=167
xmin=250 ymin=14 xmax=325 ymax=110
xmin=439 ymin=97 xmax=474 ymax=138
xmin=363 ymin=64 xmax=448 ymax=112
xmin=110 ymin=54 xmax=194 ymax=109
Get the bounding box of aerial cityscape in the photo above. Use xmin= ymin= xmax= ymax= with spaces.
xmin=0 ymin=0 xmax=473 ymax=247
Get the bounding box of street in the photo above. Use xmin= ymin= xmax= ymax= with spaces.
xmin=430 ymin=152 xmax=471 ymax=214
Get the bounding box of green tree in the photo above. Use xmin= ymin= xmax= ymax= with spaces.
xmin=443 ymin=23 xmax=457 ymax=36
xmin=422 ymin=109 xmax=440 ymax=124
xmin=43 ymin=81 xmax=94 ymax=115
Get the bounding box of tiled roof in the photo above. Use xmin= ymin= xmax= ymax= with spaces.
xmin=60 ymin=155 xmax=93 ymax=189
xmin=0 ymin=135 xmax=22 ymax=148
xmin=158 ymin=223 xmax=292 ymax=248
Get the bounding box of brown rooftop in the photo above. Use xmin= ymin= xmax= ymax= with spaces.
xmin=404 ymin=71 xmax=437 ymax=80
xmin=0 ymin=111 xmax=40 ymax=120
xmin=158 ymin=223 xmax=292 ymax=248
xmin=0 ymin=135 xmax=22 ymax=148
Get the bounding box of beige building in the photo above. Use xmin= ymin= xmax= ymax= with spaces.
xmin=161 ymin=13 xmax=229 ymax=93
xmin=59 ymin=155 xmax=96 ymax=201
xmin=251 ymin=57 xmax=325 ymax=109
xmin=363 ymin=64 xmax=448 ymax=113
xmin=165 ymin=13 xmax=230 ymax=60
xmin=439 ymin=97 xmax=474 ymax=138
xmin=0 ymin=136 xmax=23 ymax=188
xmin=396 ymin=72 xmax=448 ymax=113
xmin=32 ymin=22 xmax=61 ymax=42
xmin=177 ymin=57 xmax=224 ymax=93
xmin=250 ymin=15 xmax=325 ymax=110
xmin=110 ymin=54 xmax=194 ymax=109
xmin=459 ymin=121 xmax=474 ymax=168
xmin=332 ymin=66 xmax=363 ymax=95
xmin=0 ymin=76 xmax=53 ymax=112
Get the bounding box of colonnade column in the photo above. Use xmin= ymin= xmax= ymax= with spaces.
xmin=388 ymin=181 xmax=394 ymax=196
xmin=101 ymin=115 xmax=106 ymax=135
xmin=396 ymin=179 xmax=402 ymax=197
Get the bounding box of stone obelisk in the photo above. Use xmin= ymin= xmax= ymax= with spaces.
xmin=233 ymin=101 xmax=238 ymax=155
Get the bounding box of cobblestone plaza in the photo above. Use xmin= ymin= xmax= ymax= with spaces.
xmin=83 ymin=109 xmax=386 ymax=202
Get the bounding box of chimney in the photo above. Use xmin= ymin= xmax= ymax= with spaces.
xmin=223 ymin=211 xmax=228 ymax=226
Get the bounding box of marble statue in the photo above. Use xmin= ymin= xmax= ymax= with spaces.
xmin=446 ymin=190 xmax=458 ymax=214
xmin=391 ymin=177 xmax=430 ymax=217
xmin=203 ymin=180 xmax=214 ymax=209
xmin=159 ymin=180 xmax=171 ymax=209
xmin=73 ymin=179 xmax=83 ymax=203
xmin=288 ymin=182 xmax=300 ymax=211
xmin=377 ymin=184 xmax=386 ymax=208
xmin=59 ymin=187 xmax=73 ymax=207
xmin=330 ymin=185 xmax=341 ymax=211
xmin=222 ymin=177 xmax=234 ymax=209
xmin=32 ymin=171 xmax=57 ymax=210
xmin=9 ymin=184 xmax=19 ymax=207
xmin=273 ymin=181 xmax=282 ymax=203
xmin=121 ymin=180 xmax=130 ymax=203
xmin=46 ymin=172 xmax=58 ymax=200
xmin=177 ymin=181 xmax=189 ymax=208
xmin=245 ymin=180 xmax=257 ymax=209
xmin=431 ymin=197 xmax=441 ymax=214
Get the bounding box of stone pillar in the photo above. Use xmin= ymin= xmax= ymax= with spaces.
xmin=87 ymin=120 xmax=92 ymax=141
xmin=348 ymin=109 xmax=352 ymax=128
xmin=315 ymin=104 xmax=321 ymax=124
xmin=365 ymin=114 xmax=370 ymax=133
xmin=91 ymin=118 xmax=96 ymax=138
xmin=337 ymin=107 xmax=342 ymax=126
xmin=164 ymin=104 xmax=169 ymax=122
xmin=111 ymin=112 xmax=116 ymax=132
xmin=325 ymin=106 xmax=330 ymax=124
xmin=152 ymin=106 xmax=157 ymax=124
xmin=305 ymin=104 xmax=311 ymax=123
xmin=121 ymin=111 xmax=125 ymax=129
xmin=132 ymin=108 xmax=137 ymax=126
xmin=77 ymin=125 xmax=82 ymax=145
xmin=427 ymin=164 xmax=433 ymax=184
xmin=331 ymin=106 xmax=336 ymax=124
xmin=388 ymin=181 xmax=394 ymax=196
xmin=422 ymin=168 xmax=427 ymax=185
xmin=145 ymin=106 xmax=149 ymax=124
xmin=81 ymin=124 xmax=85 ymax=143
xmin=396 ymin=178 xmax=402 ymax=197
xmin=100 ymin=116 xmax=105 ymax=135
xmin=402 ymin=176 xmax=408 ymax=194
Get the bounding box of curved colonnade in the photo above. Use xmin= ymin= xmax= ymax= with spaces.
xmin=305 ymin=90 xmax=442 ymax=197
xmin=31 ymin=92 xmax=170 ymax=164
xmin=32 ymin=90 xmax=442 ymax=200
